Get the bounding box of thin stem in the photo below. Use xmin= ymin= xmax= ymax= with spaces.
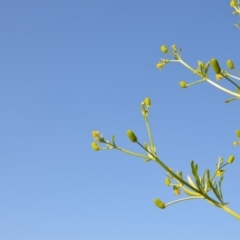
xmin=165 ymin=196 xmax=204 ymax=207
xmin=144 ymin=115 xmax=155 ymax=152
xmin=178 ymin=59 xmax=197 ymax=74
xmin=116 ymin=147 xmax=150 ymax=159
xmin=221 ymin=73 xmax=240 ymax=89
xmin=229 ymin=73 xmax=240 ymax=81
xmin=187 ymin=79 xmax=205 ymax=87
xmin=206 ymin=78 xmax=240 ymax=97
xmin=105 ymin=142 xmax=150 ymax=159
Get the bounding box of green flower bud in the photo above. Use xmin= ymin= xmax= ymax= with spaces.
xmin=179 ymin=81 xmax=187 ymax=88
xmin=227 ymin=60 xmax=234 ymax=69
xmin=236 ymin=130 xmax=240 ymax=138
xmin=160 ymin=45 xmax=168 ymax=53
xmin=144 ymin=97 xmax=151 ymax=106
xmin=153 ymin=198 xmax=166 ymax=209
xmin=230 ymin=0 xmax=237 ymax=7
xmin=91 ymin=142 xmax=100 ymax=151
xmin=126 ymin=130 xmax=138 ymax=142
xmin=227 ymin=155 xmax=235 ymax=164
xmin=211 ymin=58 xmax=221 ymax=74
xmin=164 ymin=178 xmax=171 ymax=186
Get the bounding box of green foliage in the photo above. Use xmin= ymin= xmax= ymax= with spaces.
xmin=91 ymin=1 xmax=240 ymax=221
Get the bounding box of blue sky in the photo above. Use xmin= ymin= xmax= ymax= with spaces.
xmin=0 ymin=0 xmax=240 ymax=239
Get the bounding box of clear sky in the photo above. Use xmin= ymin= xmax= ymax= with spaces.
xmin=0 ymin=0 xmax=240 ymax=239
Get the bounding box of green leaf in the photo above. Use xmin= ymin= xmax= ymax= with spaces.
xmin=191 ymin=161 xmax=197 ymax=178
xmin=218 ymin=176 xmax=224 ymax=203
xmin=206 ymin=170 xmax=223 ymax=203
xmin=187 ymin=175 xmax=197 ymax=189
xmin=111 ymin=135 xmax=116 ymax=146
xmin=177 ymin=171 xmax=183 ymax=180
xmin=202 ymin=170 xmax=209 ymax=192
xmin=190 ymin=161 xmax=206 ymax=195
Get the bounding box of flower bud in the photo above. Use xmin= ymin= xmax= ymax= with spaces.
xmin=160 ymin=45 xmax=168 ymax=53
xmin=156 ymin=62 xmax=164 ymax=69
xmin=144 ymin=97 xmax=151 ymax=106
xmin=91 ymin=142 xmax=100 ymax=151
xmin=216 ymin=170 xmax=224 ymax=176
xmin=153 ymin=198 xmax=166 ymax=209
xmin=126 ymin=130 xmax=138 ymax=142
xmin=233 ymin=141 xmax=239 ymax=146
xmin=179 ymin=81 xmax=187 ymax=88
xmin=227 ymin=155 xmax=235 ymax=164
xmin=164 ymin=178 xmax=171 ymax=186
xmin=227 ymin=60 xmax=234 ymax=69
xmin=230 ymin=0 xmax=237 ymax=7
xmin=211 ymin=58 xmax=221 ymax=74
xmin=236 ymin=130 xmax=240 ymax=138
xmin=216 ymin=74 xmax=223 ymax=81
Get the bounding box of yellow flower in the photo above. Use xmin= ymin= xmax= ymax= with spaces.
xmin=216 ymin=74 xmax=223 ymax=81
xmin=92 ymin=131 xmax=99 ymax=138
xmin=173 ymin=186 xmax=181 ymax=195
xmin=216 ymin=170 xmax=224 ymax=176
xmin=156 ymin=62 xmax=164 ymax=70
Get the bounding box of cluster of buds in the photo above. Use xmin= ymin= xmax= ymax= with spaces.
xmin=156 ymin=59 xmax=170 ymax=70
xmin=157 ymin=42 xmax=240 ymax=102
xmin=91 ymin=131 xmax=115 ymax=151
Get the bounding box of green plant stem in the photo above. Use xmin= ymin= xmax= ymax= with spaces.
xmin=229 ymin=73 xmax=240 ymax=80
xmin=206 ymin=78 xmax=240 ymax=97
xmin=221 ymin=73 xmax=240 ymax=89
xmin=144 ymin=115 xmax=155 ymax=152
xmin=221 ymin=205 xmax=240 ymax=220
xmin=187 ymin=79 xmax=205 ymax=87
xmin=136 ymin=141 xmax=240 ymax=220
xmin=176 ymin=59 xmax=198 ymax=75
xmin=176 ymin=58 xmax=240 ymax=97
xmin=165 ymin=196 xmax=204 ymax=207
xmin=136 ymin=141 xmax=203 ymax=195
xmin=105 ymin=142 xmax=150 ymax=160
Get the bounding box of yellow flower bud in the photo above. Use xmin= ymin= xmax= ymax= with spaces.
xmin=164 ymin=178 xmax=171 ymax=186
xmin=216 ymin=170 xmax=224 ymax=176
xmin=179 ymin=81 xmax=187 ymax=88
xmin=153 ymin=198 xmax=166 ymax=209
xmin=126 ymin=130 xmax=138 ymax=142
xmin=233 ymin=141 xmax=239 ymax=146
xmin=227 ymin=155 xmax=235 ymax=164
xmin=227 ymin=60 xmax=234 ymax=69
xmin=144 ymin=97 xmax=151 ymax=106
xmin=160 ymin=45 xmax=168 ymax=53
xmin=91 ymin=142 xmax=100 ymax=151
xmin=92 ymin=131 xmax=99 ymax=138
xmin=173 ymin=186 xmax=181 ymax=195
xmin=236 ymin=130 xmax=240 ymax=138
xmin=156 ymin=62 xmax=164 ymax=70
xmin=216 ymin=74 xmax=223 ymax=81
xmin=230 ymin=0 xmax=237 ymax=7
xmin=211 ymin=58 xmax=221 ymax=74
